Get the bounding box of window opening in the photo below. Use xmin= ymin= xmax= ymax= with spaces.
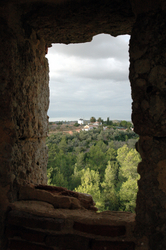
xmin=46 ymin=34 xmax=140 ymax=213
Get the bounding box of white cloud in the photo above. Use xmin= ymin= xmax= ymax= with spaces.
xmin=46 ymin=34 xmax=132 ymax=121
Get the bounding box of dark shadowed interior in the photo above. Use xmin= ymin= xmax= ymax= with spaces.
xmin=1 ymin=1 xmax=166 ymax=249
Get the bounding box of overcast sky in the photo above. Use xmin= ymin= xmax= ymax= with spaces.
xmin=46 ymin=34 xmax=132 ymax=122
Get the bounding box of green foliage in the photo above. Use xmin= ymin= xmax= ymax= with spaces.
xmin=47 ymin=124 xmax=140 ymax=212
xmin=117 ymin=146 xmax=141 ymax=212
xmin=119 ymin=176 xmax=139 ymax=213
xmin=57 ymin=121 xmax=63 ymax=125
xmin=97 ymin=117 xmax=103 ymax=123
xmin=106 ymin=117 xmax=113 ymax=126
xmin=75 ymin=167 xmax=105 ymax=211
xmin=74 ymin=122 xmax=80 ymax=127
xmin=120 ymin=148 xmax=140 ymax=179
xmin=117 ymin=144 xmax=130 ymax=166
xmin=70 ymin=165 xmax=83 ymax=190
xmin=120 ymin=120 xmax=133 ymax=128
xmin=90 ymin=116 xmax=96 ymax=123
xmin=75 ymin=168 xmax=100 ymax=200
xmin=101 ymin=161 xmax=120 ymax=211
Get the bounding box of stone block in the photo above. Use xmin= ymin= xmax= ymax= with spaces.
xmin=46 ymin=234 xmax=90 ymax=249
xmin=19 ymin=186 xmax=71 ymax=209
xmin=73 ymin=222 xmax=126 ymax=237
xmin=6 ymin=225 xmax=46 ymax=243
xmin=7 ymin=210 xmax=65 ymax=231
xmin=134 ymin=59 xmax=150 ymax=74
xmin=8 ymin=239 xmax=54 ymax=250
xmin=91 ymin=240 xmax=135 ymax=250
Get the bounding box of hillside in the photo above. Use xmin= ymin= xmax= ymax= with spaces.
xmin=47 ymin=122 xmax=140 ymax=213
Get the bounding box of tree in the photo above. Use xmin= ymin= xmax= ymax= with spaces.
xmin=117 ymin=144 xmax=130 ymax=166
xmin=119 ymin=176 xmax=139 ymax=212
xmin=74 ymin=122 xmax=80 ymax=127
xmin=75 ymin=168 xmax=103 ymax=209
xmin=48 ymin=167 xmax=68 ymax=188
xmin=106 ymin=147 xmax=117 ymax=161
xmin=59 ymin=136 xmax=67 ymax=152
xmin=106 ymin=117 xmax=113 ymax=125
xmin=117 ymin=146 xmax=141 ymax=212
xmin=120 ymin=148 xmax=141 ymax=179
xmin=120 ymin=120 xmax=133 ymax=129
xmin=101 ymin=161 xmax=120 ymax=211
xmin=86 ymin=143 xmax=109 ymax=179
xmin=47 ymin=125 xmax=140 ymax=213
xmin=90 ymin=116 xmax=96 ymax=123
xmin=120 ymin=120 xmax=127 ymax=127
xmin=69 ymin=165 xmax=83 ymax=190
xmin=76 ymin=152 xmax=85 ymax=170
xmin=97 ymin=117 xmax=103 ymax=124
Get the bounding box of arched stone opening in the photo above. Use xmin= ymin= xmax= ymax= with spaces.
xmin=1 ymin=0 xmax=166 ymax=249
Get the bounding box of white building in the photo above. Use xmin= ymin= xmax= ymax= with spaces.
xmin=82 ymin=125 xmax=94 ymax=131
xmin=78 ymin=118 xmax=84 ymax=125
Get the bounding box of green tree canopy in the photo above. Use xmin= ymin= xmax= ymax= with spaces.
xmin=117 ymin=144 xmax=130 ymax=166
xmin=119 ymin=176 xmax=139 ymax=212
xmin=90 ymin=116 xmax=96 ymax=123
xmin=120 ymin=148 xmax=141 ymax=179
xmin=97 ymin=117 xmax=103 ymax=123
xmin=101 ymin=161 xmax=120 ymax=211
xmin=75 ymin=168 xmax=101 ymax=204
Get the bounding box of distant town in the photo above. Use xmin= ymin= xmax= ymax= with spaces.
xmin=49 ymin=117 xmax=133 ymax=135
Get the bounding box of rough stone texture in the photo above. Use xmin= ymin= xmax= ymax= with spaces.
xmin=21 ymin=0 xmax=135 ymax=45
xmin=8 ymin=240 xmax=54 ymax=250
xmin=8 ymin=210 xmax=65 ymax=231
xmin=10 ymin=29 xmax=49 ymax=187
xmin=6 ymin=201 xmax=137 ymax=250
xmin=131 ymin=0 xmax=166 ymax=15
xmin=129 ymin=11 xmax=166 ymax=250
xmin=0 ymin=0 xmax=135 ymax=209
xmin=91 ymin=240 xmax=135 ymax=250
xmin=6 ymin=225 xmax=47 ymax=243
xmin=18 ymin=184 xmax=97 ymax=210
xmin=1 ymin=0 xmax=166 ymax=249
xmin=130 ymin=11 xmax=166 ymax=137
xmin=73 ymin=222 xmax=126 ymax=237
xmin=0 ymin=4 xmax=49 ymax=248
xmin=0 ymin=4 xmax=49 ymax=189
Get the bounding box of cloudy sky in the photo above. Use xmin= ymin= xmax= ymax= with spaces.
xmin=46 ymin=34 xmax=132 ymax=122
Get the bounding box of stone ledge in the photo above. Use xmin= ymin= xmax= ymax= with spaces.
xmin=45 ymin=234 xmax=91 ymax=249
xmin=7 ymin=210 xmax=65 ymax=231
xmin=6 ymin=224 xmax=46 ymax=243
xmin=91 ymin=240 xmax=135 ymax=250
xmin=73 ymin=222 xmax=126 ymax=237
xmin=8 ymin=239 xmax=54 ymax=250
xmin=18 ymin=184 xmax=97 ymax=211
xmin=6 ymin=200 xmax=138 ymax=250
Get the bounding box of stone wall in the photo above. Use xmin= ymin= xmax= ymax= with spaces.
xmin=6 ymin=209 xmax=136 ymax=250
xmin=1 ymin=0 xmax=166 ymax=249
xmin=0 ymin=4 xmax=49 ymax=189
xmin=0 ymin=4 xmax=49 ymax=248
xmin=5 ymin=185 xmax=140 ymax=250
xmin=129 ymin=11 xmax=166 ymax=250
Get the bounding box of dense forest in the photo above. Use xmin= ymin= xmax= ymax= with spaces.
xmin=47 ymin=124 xmax=141 ymax=213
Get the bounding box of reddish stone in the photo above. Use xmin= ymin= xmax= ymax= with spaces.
xmin=6 ymin=225 xmax=46 ymax=243
xmin=73 ymin=222 xmax=126 ymax=237
xmin=7 ymin=210 xmax=65 ymax=231
xmin=8 ymin=239 xmax=54 ymax=250
xmin=91 ymin=240 xmax=135 ymax=250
